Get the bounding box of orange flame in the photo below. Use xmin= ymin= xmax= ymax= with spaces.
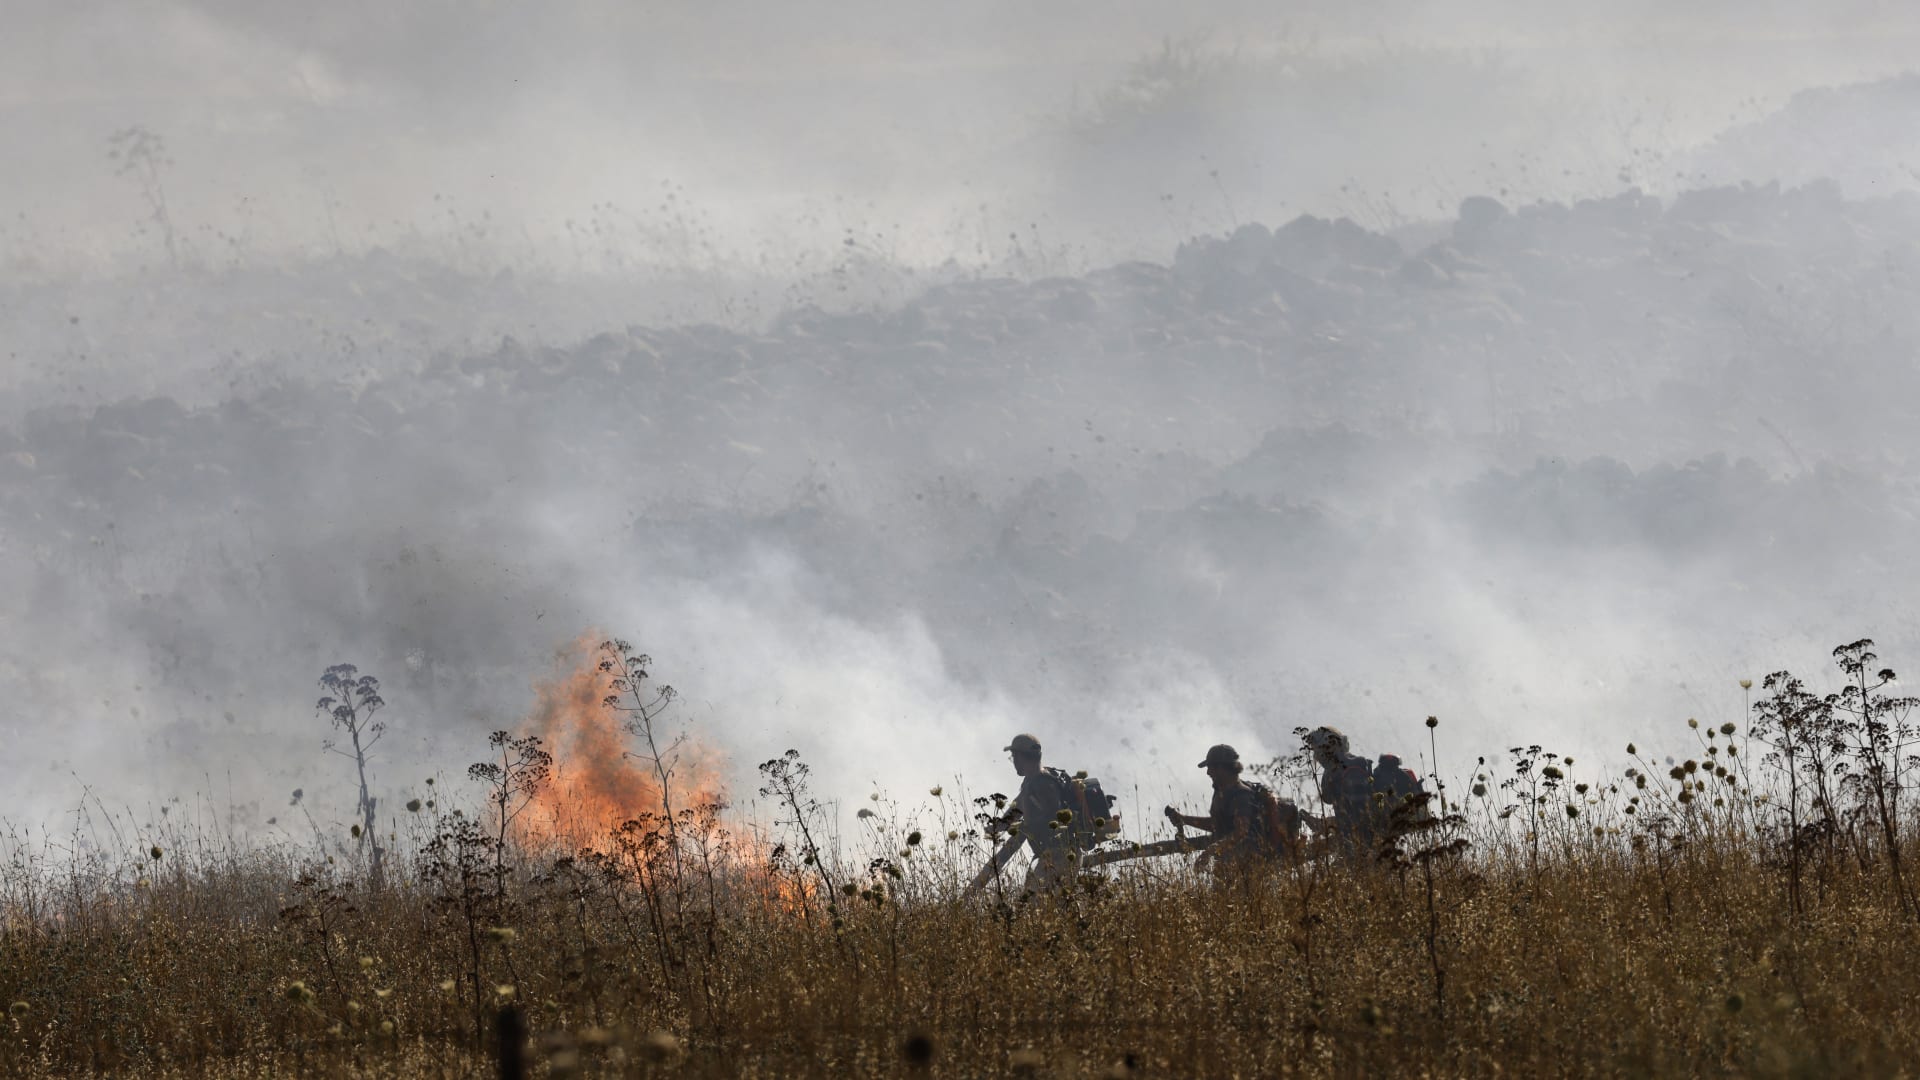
xmin=512 ymin=634 xmax=820 ymax=915
xmin=514 ymin=634 xmax=727 ymax=849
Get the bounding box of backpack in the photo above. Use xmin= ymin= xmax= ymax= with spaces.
xmin=1323 ymin=756 xmax=1378 ymax=817
xmin=1044 ymin=767 xmax=1122 ymax=851
xmin=1245 ymin=781 xmax=1303 ymax=859
xmin=1372 ymin=754 xmax=1431 ymax=825
xmin=1372 ymin=755 xmax=1426 ymax=804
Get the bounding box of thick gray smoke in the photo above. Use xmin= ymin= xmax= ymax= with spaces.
xmin=5 ymin=2 xmax=1920 ymax=838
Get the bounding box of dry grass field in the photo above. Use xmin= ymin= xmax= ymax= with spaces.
xmin=5 ymin=639 xmax=1919 ymax=1078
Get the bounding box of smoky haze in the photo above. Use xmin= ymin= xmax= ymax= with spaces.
xmin=4 ymin=1 xmax=1920 ymax=840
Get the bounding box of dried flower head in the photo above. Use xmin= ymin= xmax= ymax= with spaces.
xmin=149 ymin=846 xmax=163 ymax=861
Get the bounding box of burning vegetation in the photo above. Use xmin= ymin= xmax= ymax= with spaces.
xmin=6 ymin=636 xmax=1920 ymax=1077
xmin=512 ymin=636 xmax=728 ymax=851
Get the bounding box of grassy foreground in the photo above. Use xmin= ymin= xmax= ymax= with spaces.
xmin=2 ymin=833 xmax=1915 ymax=1078
xmin=6 ymin=641 xmax=1920 ymax=1077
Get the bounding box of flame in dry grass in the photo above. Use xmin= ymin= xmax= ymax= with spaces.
xmin=511 ymin=634 xmax=819 ymax=915
xmin=514 ymin=634 xmax=727 ymax=849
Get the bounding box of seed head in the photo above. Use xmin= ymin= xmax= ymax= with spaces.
xmin=285 ymin=981 xmax=315 ymax=1004
xmin=358 ymin=956 xmax=375 ymax=970
xmin=946 ymin=830 xmax=959 ymax=841
xmin=1426 ymin=716 xmax=1439 ymax=728
xmin=1471 ymin=783 xmax=1487 ymax=797
xmin=380 ymin=1020 xmax=395 ymax=1035
xmin=9 ymin=1001 xmax=28 ymax=1017
xmin=486 ymin=927 xmax=516 ymax=944
xmin=439 ymin=980 xmax=456 ymax=993
xmin=1626 ymin=743 xmax=1637 ymax=755
xmin=350 ymin=824 xmax=362 ymax=839
xmin=928 ymin=786 xmax=942 ymax=797
xmin=1688 ymin=717 xmax=1698 ymax=729
xmin=406 ymin=799 xmax=423 ymax=813
xmin=1739 ymin=679 xmax=1753 ymax=690
xmin=494 ymin=985 xmax=515 ymax=1001
xmin=149 ymin=846 xmax=163 ymax=861
xmin=906 ymin=831 xmax=923 ymax=846
xmin=1719 ymin=722 xmax=1736 ymax=736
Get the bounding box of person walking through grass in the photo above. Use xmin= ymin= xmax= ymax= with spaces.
xmin=1305 ymin=725 xmax=1427 ymax=857
xmin=1164 ymin=743 xmax=1299 ymax=874
xmin=965 ymin=733 xmax=1076 ymax=897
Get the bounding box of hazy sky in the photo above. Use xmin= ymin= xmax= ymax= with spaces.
xmin=5 ymin=1 xmax=1920 ymax=850
xmin=6 ymin=1 xmax=1919 ymax=272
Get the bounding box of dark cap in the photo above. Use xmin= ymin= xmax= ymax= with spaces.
xmin=1198 ymin=743 xmax=1240 ymax=769
xmin=1004 ymin=733 xmax=1042 ymax=755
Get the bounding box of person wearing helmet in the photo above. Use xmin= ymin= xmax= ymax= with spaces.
xmin=1304 ymin=725 xmax=1385 ymax=854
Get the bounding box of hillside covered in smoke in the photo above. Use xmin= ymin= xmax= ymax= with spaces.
xmin=6 ymin=178 xmax=1919 ymax=828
